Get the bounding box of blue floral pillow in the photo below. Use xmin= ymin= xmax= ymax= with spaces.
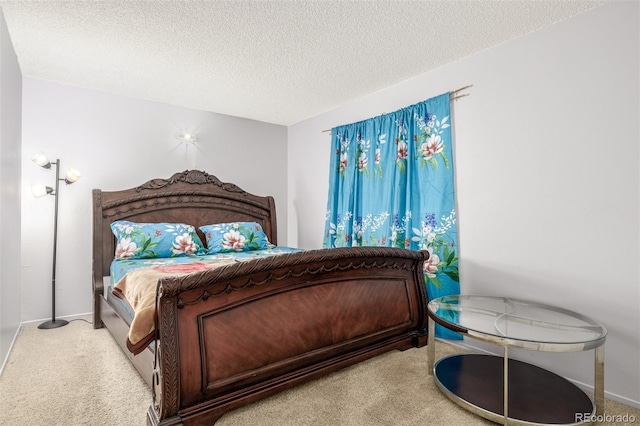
xmin=111 ymin=221 xmax=205 ymax=259
xmin=199 ymin=222 xmax=270 ymax=254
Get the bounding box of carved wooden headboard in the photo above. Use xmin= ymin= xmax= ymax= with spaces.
xmin=92 ymin=170 xmax=278 ymax=285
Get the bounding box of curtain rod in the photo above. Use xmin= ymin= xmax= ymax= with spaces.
xmin=321 ymin=84 xmax=472 ymax=133
xmin=450 ymin=84 xmax=472 ymax=101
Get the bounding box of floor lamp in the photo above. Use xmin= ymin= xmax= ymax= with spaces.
xmin=32 ymin=152 xmax=81 ymax=330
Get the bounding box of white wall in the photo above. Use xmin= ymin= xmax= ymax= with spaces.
xmin=21 ymin=78 xmax=287 ymax=322
xmin=288 ymin=1 xmax=639 ymax=407
xmin=0 ymin=9 xmax=22 ymax=370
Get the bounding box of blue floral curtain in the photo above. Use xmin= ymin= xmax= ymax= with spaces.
xmin=323 ymin=93 xmax=460 ymax=339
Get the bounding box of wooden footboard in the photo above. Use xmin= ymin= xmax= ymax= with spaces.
xmin=147 ymin=247 xmax=429 ymax=426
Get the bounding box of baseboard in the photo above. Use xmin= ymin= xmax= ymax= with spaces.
xmin=0 ymin=323 xmax=22 ymax=377
xmin=567 ymin=377 xmax=640 ymax=410
xmin=21 ymin=312 xmax=93 ymax=327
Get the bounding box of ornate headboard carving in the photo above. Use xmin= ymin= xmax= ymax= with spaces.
xmin=92 ymin=170 xmax=278 ymax=289
xmin=134 ymin=170 xmax=248 ymax=194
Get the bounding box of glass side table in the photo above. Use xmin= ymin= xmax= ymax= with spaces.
xmin=427 ymin=295 xmax=607 ymax=426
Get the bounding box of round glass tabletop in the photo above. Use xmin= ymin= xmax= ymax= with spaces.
xmin=428 ymin=295 xmax=607 ymax=351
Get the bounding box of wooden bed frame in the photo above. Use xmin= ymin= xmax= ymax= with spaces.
xmin=92 ymin=170 xmax=430 ymax=425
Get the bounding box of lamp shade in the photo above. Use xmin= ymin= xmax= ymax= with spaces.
xmin=31 ymin=184 xmax=53 ymax=197
xmin=32 ymin=152 xmax=51 ymax=168
xmin=65 ymin=168 xmax=82 ymax=184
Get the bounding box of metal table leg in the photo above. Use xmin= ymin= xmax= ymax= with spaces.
xmin=595 ymin=345 xmax=605 ymax=416
xmin=504 ymin=346 xmax=509 ymax=426
xmin=427 ymin=315 xmax=435 ymax=376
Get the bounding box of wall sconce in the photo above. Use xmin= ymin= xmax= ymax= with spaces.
xmin=176 ymin=129 xmax=198 ymax=144
xmin=31 ymin=152 xmax=82 ymax=329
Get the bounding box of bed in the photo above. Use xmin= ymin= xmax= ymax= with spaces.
xmin=92 ymin=169 xmax=431 ymax=425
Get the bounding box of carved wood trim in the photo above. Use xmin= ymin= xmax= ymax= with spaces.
xmin=176 ymin=257 xmax=418 ymax=308
xmin=136 ymin=170 xmax=247 ymax=195
xmin=157 ymin=294 xmax=180 ymax=419
xmin=93 ymin=190 xmax=102 ymax=207
xmin=158 ymin=247 xmax=428 ymax=299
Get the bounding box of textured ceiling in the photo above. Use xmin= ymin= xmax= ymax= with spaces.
xmin=0 ymin=1 xmax=605 ymax=126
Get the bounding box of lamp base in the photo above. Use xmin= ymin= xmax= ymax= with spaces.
xmin=38 ymin=319 xmax=69 ymax=329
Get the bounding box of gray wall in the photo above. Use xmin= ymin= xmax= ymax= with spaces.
xmin=288 ymin=2 xmax=639 ymax=407
xmin=0 ymin=8 xmax=22 ymax=371
xmin=20 ymin=78 xmax=287 ymax=324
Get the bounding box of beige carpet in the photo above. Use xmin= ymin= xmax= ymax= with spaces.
xmin=0 ymin=319 xmax=637 ymax=426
